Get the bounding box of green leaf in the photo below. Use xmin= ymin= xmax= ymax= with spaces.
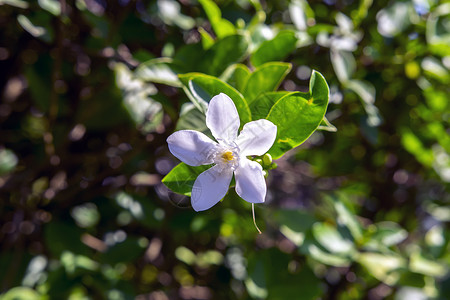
xmin=409 ymin=251 xmax=448 ymax=277
xmin=357 ymin=252 xmax=406 ymax=285
xmin=175 ymin=103 xmax=209 ymax=136
xmin=60 ymin=251 xmax=99 ymax=275
xmin=372 ymin=221 xmax=408 ymax=247
xmin=135 ymin=58 xmax=182 ymax=87
xmin=200 ymin=34 xmax=248 ymax=76
xmin=179 ymin=72 xmax=251 ymax=125
xmin=221 ymin=63 xmax=250 ymax=92
xmin=334 ymin=198 xmax=363 ymax=241
xmin=312 ymin=222 xmax=354 ymax=254
xmin=267 ymin=70 xmax=329 ymax=159
xmin=0 ymin=0 xmax=29 ymax=8
xmin=251 ymin=30 xmax=298 ymax=67
xmin=305 ymin=244 xmax=352 ymax=267
xmin=1 ymin=287 xmax=41 ymax=300
xmin=401 ymin=129 xmax=434 ymax=166
xmin=243 ymin=62 xmax=292 ymax=105
xmin=199 ymin=27 xmax=215 ymax=49
xmin=274 ymin=209 xmax=316 ymax=246
xmin=246 ymin=248 xmax=322 ymax=300
xmin=330 ymin=49 xmax=355 ymax=83
xmin=198 ymin=0 xmax=236 ymax=38
xmin=17 ymin=14 xmax=53 ymax=43
xmin=426 ymin=3 xmax=450 ymax=56
xmin=162 ymin=163 xmax=211 ymax=196
xmin=157 ymin=0 xmax=195 ymax=30
xmin=38 ymin=0 xmax=61 ymax=16
xmin=115 ymin=63 xmax=163 ymax=133
xmin=249 ymin=91 xmax=290 ymax=120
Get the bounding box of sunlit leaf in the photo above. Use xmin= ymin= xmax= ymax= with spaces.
xmin=409 ymin=251 xmax=448 ymax=277
xmin=198 ymin=0 xmax=235 ymax=38
xmin=200 ymin=34 xmax=248 ymax=76
xmin=312 ymin=222 xmax=355 ymax=254
xmin=330 ymin=49 xmax=355 ymax=83
xmin=220 ymin=63 xmax=250 ymax=92
xmin=243 ymin=62 xmax=292 ymax=105
xmin=17 ymin=14 xmax=52 ymax=42
xmin=135 ymin=58 xmax=182 ymax=87
xmin=0 ymin=0 xmax=28 ymax=8
xmin=162 ymin=163 xmax=211 ymax=196
xmin=179 ymin=72 xmax=251 ymax=125
xmin=267 ymin=70 xmax=329 ymax=159
xmin=249 ymin=91 xmax=290 ymax=120
xmin=251 ymin=30 xmax=297 ymax=67
xmin=1 ymin=287 xmax=41 ymax=300
xmin=115 ymin=63 xmax=163 ymax=133
xmin=357 ymin=252 xmax=405 ymax=285
xmin=38 ymin=0 xmax=61 ymax=16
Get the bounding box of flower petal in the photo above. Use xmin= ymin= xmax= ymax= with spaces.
xmin=191 ymin=165 xmax=233 ymax=211
xmin=235 ymin=158 xmax=266 ymax=203
xmin=206 ymin=93 xmax=240 ymax=143
xmin=236 ymin=119 xmax=277 ymax=156
xmin=167 ymin=130 xmax=216 ymax=166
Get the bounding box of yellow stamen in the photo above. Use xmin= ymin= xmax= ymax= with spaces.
xmin=222 ymin=151 xmax=234 ymax=161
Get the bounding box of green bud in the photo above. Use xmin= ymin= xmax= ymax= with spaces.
xmin=263 ymin=153 xmax=272 ymax=166
xmin=236 ymin=18 xmax=245 ymax=29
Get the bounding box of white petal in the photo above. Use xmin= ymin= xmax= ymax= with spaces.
xmin=236 ymin=119 xmax=277 ymax=156
xmin=206 ymin=93 xmax=240 ymax=143
xmin=191 ymin=165 xmax=233 ymax=211
xmin=235 ymin=158 xmax=266 ymax=203
xmin=167 ymin=130 xmax=216 ymax=166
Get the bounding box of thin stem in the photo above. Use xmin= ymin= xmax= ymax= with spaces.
xmin=252 ymin=203 xmax=262 ymax=234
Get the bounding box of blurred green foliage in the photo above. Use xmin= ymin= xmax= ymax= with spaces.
xmin=0 ymin=0 xmax=449 ymax=299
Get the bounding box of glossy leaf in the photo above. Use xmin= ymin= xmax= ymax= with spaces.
xmin=251 ymin=30 xmax=298 ymax=67
xmin=249 ymin=91 xmax=290 ymax=120
xmin=221 ymin=63 xmax=250 ymax=92
xmin=135 ymin=58 xmax=182 ymax=87
xmin=1 ymin=287 xmax=41 ymax=300
xmin=115 ymin=63 xmax=163 ymax=133
xmin=38 ymin=0 xmax=60 ymax=16
xmin=179 ymin=72 xmax=251 ymax=125
xmin=162 ymin=163 xmax=211 ymax=196
xmin=242 ymin=62 xmax=292 ymax=105
xmin=312 ymin=222 xmax=355 ymax=254
xmin=0 ymin=0 xmax=29 ymax=8
xmin=357 ymin=252 xmax=406 ymax=285
xmin=274 ymin=209 xmax=316 ymax=246
xmin=334 ymin=198 xmax=363 ymax=241
xmin=198 ymin=0 xmax=236 ymax=38
xmin=200 ymin=34 xmax=248 ymax=76
xmin=175 ymin=103 xmax=209 ymax=136
xmin=267 ymin=70 xmax=329 ymax=159
xmin=17 ymin=14 xmax=53 ymax=43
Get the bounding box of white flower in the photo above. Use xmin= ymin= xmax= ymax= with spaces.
xmin=167 ymin=93 xmax=277 ymax=211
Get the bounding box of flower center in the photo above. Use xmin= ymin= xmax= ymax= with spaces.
xmin=211 ymin=142 xmax=240 ymax=172
xmin=221 ymin=151 xmax=234 ymax=162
